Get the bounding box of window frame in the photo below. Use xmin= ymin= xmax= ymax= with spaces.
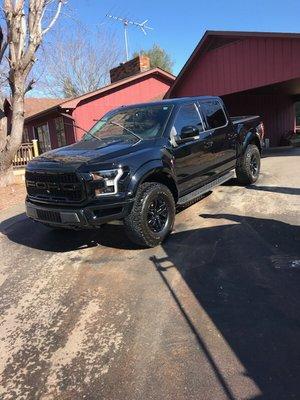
xmin=22 ymin=126 xmax=30 ymax=143
xmin=34 ymin=122 xmax=52 ymax=153
xmin=171 ymin=102 xmax=205 ymax=141
xmin=197 ymin=99 xmax=229 ymax=131
xmin=55 ymin=116 xmax=67 ymax=148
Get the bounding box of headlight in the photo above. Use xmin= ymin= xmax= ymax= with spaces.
xmin=90 ymin=168 xmax=123 ymax=196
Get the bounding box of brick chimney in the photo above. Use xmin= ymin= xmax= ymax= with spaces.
xmin=110 ymin=55 xmax=151 ymax=83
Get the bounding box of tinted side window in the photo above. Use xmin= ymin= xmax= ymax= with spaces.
xmin=201 ymin=101 xmax=227 ymax=129
xmin=173 ymin=103 xmax=204 ymax=135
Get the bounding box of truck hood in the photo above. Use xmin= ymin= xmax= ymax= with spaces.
xmin=31 ymin=137 xmax=153 ymax=166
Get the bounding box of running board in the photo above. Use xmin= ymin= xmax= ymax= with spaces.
xmin=178 ymin=171 xmax=234 ymax=206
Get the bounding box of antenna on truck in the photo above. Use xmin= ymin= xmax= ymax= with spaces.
xmin=106 ymin=14 xmax=153 ymax=62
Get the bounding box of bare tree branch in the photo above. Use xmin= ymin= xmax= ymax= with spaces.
xmin=37 ymin=26 xmax=122 ymax=98
xmin=0 ymin=0 xmax=66 ymax=184
xmin=0 ymin=27 xmax=8 ymax=63
xmin=25 ymin=77 xmax=35 ymax=93
xmin=42 ymin=0 xmax=64 ymax=35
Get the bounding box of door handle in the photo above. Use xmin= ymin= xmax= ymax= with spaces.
xmin=204 ymin=140 xmax=213 ymax=149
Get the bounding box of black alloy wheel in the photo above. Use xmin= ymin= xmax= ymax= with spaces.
xmin=236 ymin=144 xmax=261 ymax=185
xmin=147 ymin=195 xmax=169 ymax=233
xmin=250 ymin=153 xmax=259 ymax=178
xmin=124 ymin=182 xmax=175 ymax=247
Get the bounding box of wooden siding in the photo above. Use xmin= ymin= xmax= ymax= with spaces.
xmin=24 ymin=73 xmax=171 ymax=147
xmin=25 ymin=112 xmax=76 ymax=150
xmin=168 ymin=35 xmax=300 ymax=146
xmin=223 ymin=93 xmax=295 ymax=146
xmin=170 ymin=37 xmax=300 ymax=97
xmin=73 ymin=75 xmax=171 ymax=140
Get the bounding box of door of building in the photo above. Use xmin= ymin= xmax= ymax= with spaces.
xmin=34 ymin=124 xmax=52 ymax=153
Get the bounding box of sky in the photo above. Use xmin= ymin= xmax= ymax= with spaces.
xmin=68 ymin=0 xmax=300 ymax=75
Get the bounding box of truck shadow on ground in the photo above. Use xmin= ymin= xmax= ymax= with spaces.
xmin=152 ymin=213 xmax=300 ymax=400
xmin=0 ymin=213 xmax=138 ymax=252
xmin=0 ymin=193 xmax=211 ymax=252
xmin=246 ymin=185 xmax=300 ymax=195
xmin=221 ymin=178 xmax=300 ymax=196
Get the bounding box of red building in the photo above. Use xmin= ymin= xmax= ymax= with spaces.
xmin=167 ymin=31 xmax=300 ymax=146
xmin=23 ymin=56 xmax=175 ymax=153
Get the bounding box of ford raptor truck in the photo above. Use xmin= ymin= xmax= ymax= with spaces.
xmin=25 ymin=96 xmax=264 ymax=247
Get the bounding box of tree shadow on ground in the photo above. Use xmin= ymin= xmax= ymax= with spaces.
xmin=152 ymin=213 xmax=300 ymax=400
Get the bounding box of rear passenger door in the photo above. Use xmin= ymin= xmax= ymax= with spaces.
xmin=198 ymin=99 xmax=236 ymax=174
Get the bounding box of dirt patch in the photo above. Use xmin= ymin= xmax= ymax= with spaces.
xmin=0 ymin=183 xmax=26 ymax=211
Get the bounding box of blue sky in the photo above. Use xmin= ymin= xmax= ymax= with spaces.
xmin=67 ymin=0 xmax=300 ymax=75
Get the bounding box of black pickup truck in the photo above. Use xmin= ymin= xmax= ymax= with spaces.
xmin=25 ymin=96 xmax=264 ymax=247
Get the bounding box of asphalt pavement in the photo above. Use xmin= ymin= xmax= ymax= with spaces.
xmin=0 ymin=148 xmax=299 ymax=400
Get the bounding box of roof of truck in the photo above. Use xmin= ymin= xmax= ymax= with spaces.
xmin=119 ymin=96 xmax=221 ymax=109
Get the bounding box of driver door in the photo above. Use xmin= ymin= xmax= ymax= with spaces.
xmin=170 ymin=102 xmax=215 ymax=196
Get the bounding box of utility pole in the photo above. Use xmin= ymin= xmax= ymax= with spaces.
xmin=106 ymin=15 xmax=153 ymax=61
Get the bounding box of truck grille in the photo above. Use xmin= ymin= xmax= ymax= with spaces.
xmin=25 ymin=171 xmax=85 ymax=203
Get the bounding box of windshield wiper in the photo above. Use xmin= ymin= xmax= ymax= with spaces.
xmin=107 ymin=121 xmax=141 ymax=141
xmin=63 ymin=122 xmax=103 ymax=142
xmin=86 ymin=131 xmax=103 ymax=142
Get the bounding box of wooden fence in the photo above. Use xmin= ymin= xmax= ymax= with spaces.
xmin=13 ymin=140 xmax=39 ymax=168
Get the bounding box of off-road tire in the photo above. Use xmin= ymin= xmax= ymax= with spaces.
xmin=236 ymin=144 xmax=260 ymax=185
xmin=124 ymin=182 xmax=175 ymax=247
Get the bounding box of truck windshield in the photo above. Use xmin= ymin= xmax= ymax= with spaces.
xmin=83 ymin=104 xmax=173 ymax=141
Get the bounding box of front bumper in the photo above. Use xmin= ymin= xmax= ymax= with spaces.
xmin=25 ymin=197 xmax=134 ymax=229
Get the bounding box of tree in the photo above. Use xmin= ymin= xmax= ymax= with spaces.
xmin=0 ymin=0 xmax=66 ymax=186
xmin=133 ymin=44 xmax=174 ymax=74
xmin=39 ymin=27 xmax=122 ymax=98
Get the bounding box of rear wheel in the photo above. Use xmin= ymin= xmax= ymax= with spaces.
xmin=236 ymin=144 xmax=261 ymax=185
xmin=124 ymin=182 xmax=175 ymax=247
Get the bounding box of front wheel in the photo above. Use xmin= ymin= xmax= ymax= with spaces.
xmin=236 ymin=144 xmax=261 ymax=185
xmin=124 ymin=182 xmax=175 ymax=247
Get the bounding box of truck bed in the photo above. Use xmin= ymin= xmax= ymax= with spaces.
xmin=230 ymin=115 xmax=261 ymax=125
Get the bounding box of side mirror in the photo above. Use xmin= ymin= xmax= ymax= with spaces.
xmin=177 ymin=125 xmax=199 ymax=143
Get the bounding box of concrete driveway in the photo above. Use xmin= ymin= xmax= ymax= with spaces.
xmin=0 ymin=148 xmax=299 ymax=400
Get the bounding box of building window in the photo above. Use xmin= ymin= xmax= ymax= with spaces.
xmin=22 ymin=127 xmax=30 ymax=143
xmin=34 ymin=123 xmax=51 ymax=153
xmin=295 ymin=102 xmax=300 ymax=128
xmin=55 ymin=116 xmax=67 ymax=147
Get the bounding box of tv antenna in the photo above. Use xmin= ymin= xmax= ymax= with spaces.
xmin=106 ymin=14 xmax=153 ymax=61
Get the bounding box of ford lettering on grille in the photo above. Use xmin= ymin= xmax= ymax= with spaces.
xmin=25 ymin=172 xmax=85 ymax=203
